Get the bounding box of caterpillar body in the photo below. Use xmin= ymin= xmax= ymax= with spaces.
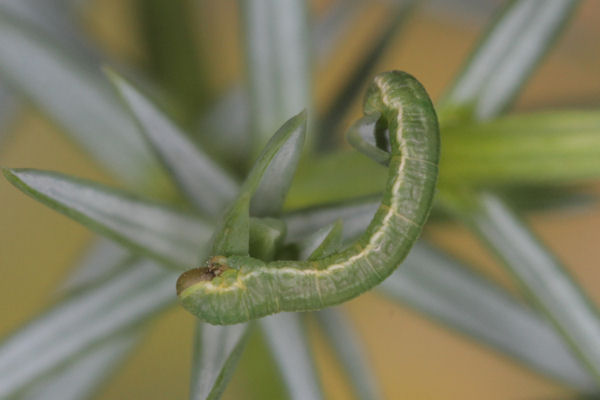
xmin=177 ymin=71 xmax=440 ymax=325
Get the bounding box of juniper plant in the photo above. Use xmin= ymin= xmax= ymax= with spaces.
xmin=1 ymin=1 xmax=600 ymax=399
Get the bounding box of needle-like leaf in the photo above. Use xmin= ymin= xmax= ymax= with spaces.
xmin=17 ymin=332 xmax=139 ymax=400
xmin=197 ymin=88 xmax=251 ymax=169
xmin=35 ymin=236 xmax=144 ymax=400
xmin=441 ymin=110 xmax=600 ymax=185
xmin=189 ymin=322 xmax=250 ymax=400
xmin=315 ymin=309 xmax=382 ymax=400
xmin=296 ymin=217 xmax=377 ymax=399
xmin=284 ymin=197 xmax=379 ymax=243
xmin=381 ymin=241 xmax=596 ymax=390
xmin=312 ymin=0 xmax=362 ymax=62
xmin=60 ymin=237 xmax=134 ymax=294
xmin=0 ymin=259 xmax=177 ymax=398
xmin=0 ymin=11 xmax=168 ymax=192
xmin=438 ymin=0 xmax=600 ymax=385
xmin=318 ymin=0 xmax=416 ymax=149
xmin=283 ymin=200 xmax=596 ymax=389
xmin=240 ymin=0 xmax=312 ymax=153
xmin=298 ymin=220 xmax=343 ymax=261
xmin=455 ymin=193 xmax=600 ymax=383
xmin=439 ymin=0 xmax=580 ymax=121
xmin=3 ymin=168 xmax=212 ymax=268
xmin=212 ymin=111 xmax=306 ymax=255
xmin=260 ymin=314 xmax=324 ymax=400
xmin=250 ymin=112 xmax=306 ymax=217
xmin=195 ymin=1 xmax=369 ymax=164
xmin=0 ymin=0 xmax=101 ymax=64
xmin=108 ymin=70 xmax=238 ymax=216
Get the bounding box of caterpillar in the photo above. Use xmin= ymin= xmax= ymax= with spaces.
xmin=177 ymin=71 xmax=440 ymax=325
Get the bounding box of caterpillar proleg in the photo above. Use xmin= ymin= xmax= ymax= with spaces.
xmin=177 ymin=71 xmax=440 ymax=325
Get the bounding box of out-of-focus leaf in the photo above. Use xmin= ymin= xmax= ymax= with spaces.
xmin=284 ymin=197 xmax=379 ymax=243
xmin=240 ymin=0 xmax=312 ymax=153
xmin=430 ymin=186 xmax=596 ymax=223
xmin=0 ymin=0 xmax=100 ymax=64
xmin=312 ymin=0 xmax=362 ymax=61
xmin=282 ymin=200 xmax=596 ymax=389
xmin=195 ymin=0 xmax=368 ymax=165
xmin=455 ymin=192 xmax=600 ymax=383
xmin=190 ymin=322 xmax=250 ymax=400
xmin=0 ymin=259 xmax=177 ymax=398
xmin=0 ymin=84 xmax=18 ymax=146
xmin=441 ymin=111 xmax=600 ymax=185
xmin=3 ymin=169 xmax=211 ymax=268
xmin=137 ymin=0 xmax=208 ymax=120
xmin=0 ymin=11 xmax=168 ymax=193
xmin=18 ymin=332 xmax=139 ymax=400
xmin=260 ymin=314 xmax=324 ymax=400
xmin=232 ymin=328 xmax=288 ymax=400
xmin=500 ymin=186 xmax=595 ymax=213
xmin=439 ymin=0 xmax=579 ymax=122
xmin=438 ymin=0 xmax=600 ymax=384
xmin=380 ymin=241 xmax=596 ymax=390
xmin=60 ymin=237 xmax=133 ymax=294
xmin=315 ymin=309 xmax=381 ymax=400
xmin=108 ymin=70 xmax=238 ymax=216
xmin=37 ymin=240 xmax=142 ymax=400
xmin=197 ymin=88 xmax=251 ymax=170
xmin=318 ymin=0 xmax=416 ymax=149
xmin=39 ymin=231 xmax=143 ymax=400
xmin=212 ymin=111 xmax=306 ymax=255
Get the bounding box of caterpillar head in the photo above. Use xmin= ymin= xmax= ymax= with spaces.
xmin=176 ymin=256 xmax=229 ymax=295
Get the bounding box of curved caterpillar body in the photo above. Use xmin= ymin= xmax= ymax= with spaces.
xmin=177 ymin=71 xmax=439 ymax=325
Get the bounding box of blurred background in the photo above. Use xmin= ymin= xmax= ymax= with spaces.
xmin=1 ymin=0 xmax=600 ymax=399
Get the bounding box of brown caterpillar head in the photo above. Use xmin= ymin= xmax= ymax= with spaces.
xmin=176 ymin=256 xmax=229 ymax=296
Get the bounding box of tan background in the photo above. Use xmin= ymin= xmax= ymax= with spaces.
xmin=1 ymin=1 xmax=600 ymax=399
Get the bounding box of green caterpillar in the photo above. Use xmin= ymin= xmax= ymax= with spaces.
xmin=177 ymin=71 xmax=440 ymax=325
